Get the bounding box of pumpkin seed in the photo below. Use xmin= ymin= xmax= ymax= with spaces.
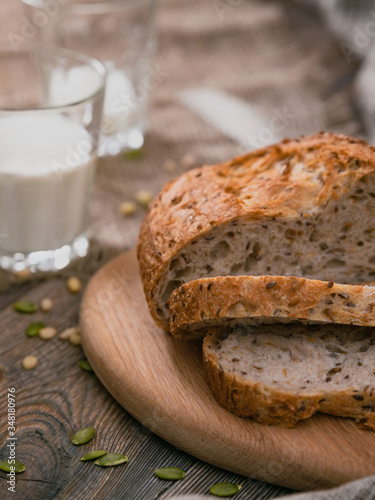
xmin=26 ymin=321 xmax=45 ymax=337
xmin=95 ymin=453 xmax=128 ymax=467
xmin=135 ymin=189 xmax=153 ymax=209
xmin=22 ymin=355 xmax=38 ymax=370
xmin=210 ymin=483 xmax=242 ymax=497
xmin=163 ymin=159 xmax=177 ymax=173
xmin=72 ymin=427 xmax=95 ymax=445
xmin=40 ymin=298 xmax=53 ymax=312
xmin=13 ymin=300 xmax=37 ymax=314
xmin=124 ymin=146 xmax=144 ymax=160
xmin=119 ymin=201 xmax=137 ymax=216
xmin=67 ymin=276 xmax=82 ymax=294
xmin=15 ymin=268 xmax=31 ymax=281
xmin=38 ymin=327 xmax=57 ymax=341
xmin=80 ymin=450 xmax=107 ymax=461
xmin=154 ymin=467 xmax=186 ymax=480
xmin=78 ymin=360 xmax=93 ymax=372
xmin=59 ymin=326 xmax=81 ymax=345
xmin=0 ymin=460 xmax=25 ymax=473
xmin=180 ymin=153 xmax=196 ymax=170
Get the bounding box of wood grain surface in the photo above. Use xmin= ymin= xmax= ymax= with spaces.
xmin=80 ymin=249 xmax=375 ymax=492
xmin=0 ymin=274 xmax=290 ymax=500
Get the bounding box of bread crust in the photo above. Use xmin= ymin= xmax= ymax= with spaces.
xmin=169 ymin=276 xmax=375 ymax=339
xmin=203 ymin=330 xmax=375 ymax=430
xmin=137 ymin=132 xmax=375 ymax=329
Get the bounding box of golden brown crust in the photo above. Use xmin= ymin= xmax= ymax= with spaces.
xmin=169 ymin=276 xmax=375 ymax=339
xmin=137 ymin=132 xmax=375 ymax=329
xmin=203 ymin=330 xmax=375 ymax=430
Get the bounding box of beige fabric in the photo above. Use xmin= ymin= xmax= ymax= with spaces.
xmin=276 ymin=474 xmax=375 ymax=500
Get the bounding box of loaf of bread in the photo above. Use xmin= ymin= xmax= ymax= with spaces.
xmin=137 ymin=132 xmax=375 ymax=330
xmin=169 ymin=276 xmax=375 ymax=338
xmin=203 ymin=324 xmax=375 ymax=429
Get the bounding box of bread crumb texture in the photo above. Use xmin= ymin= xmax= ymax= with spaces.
xmin=137 ymin=132 xmax=375 ymax=330
xmin=203 ymin=324 xmax=375 ymax=430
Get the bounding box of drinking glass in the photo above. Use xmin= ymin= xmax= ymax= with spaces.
xmin=0 ymin=45 xmax=105 ymax=273
xmin=22 ymin=0 xmax=159 ymax=156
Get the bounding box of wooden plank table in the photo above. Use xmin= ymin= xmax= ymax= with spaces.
xmin=0 ymin=276 xmax=291 ymax=499
xmin=0 ymin=0 xmax=362 ymax=497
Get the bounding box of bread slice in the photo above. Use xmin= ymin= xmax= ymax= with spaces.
xmin=203 ymin=324 xmax=375 ymax=429
xmin=137 ymin=132 xmax=375 ymax=330
xmin=169 ymin=275 xmax=375 ymax=339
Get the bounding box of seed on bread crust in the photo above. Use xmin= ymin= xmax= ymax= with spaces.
xmin=353 ymin=395 xmax=364 ymax=401
xmin=266 ymin=281 xmax=276 ymax=289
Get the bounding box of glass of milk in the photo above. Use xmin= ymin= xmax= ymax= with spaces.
xmin=22 ymin=0 xmax=159 ymax=157
xmin=0 ymin=45 xmax=106 ymax=273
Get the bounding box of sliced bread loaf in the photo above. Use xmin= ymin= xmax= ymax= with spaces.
xmin=203 ymin=324 xmax=375 ymax=429
xmin=137 ymin=132 xmax=375 ymax=330
xmin=169 ymin=276 xmax=375 ymax=339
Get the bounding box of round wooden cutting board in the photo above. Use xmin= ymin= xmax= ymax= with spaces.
xmin=80 ymin=249 xmax=375 ymax=491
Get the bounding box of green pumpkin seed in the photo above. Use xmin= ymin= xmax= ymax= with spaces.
xmin=210 ymin=483 xmax=242 ymax=497
xmin=78 ymin=360 xmax=93 ymax=372
xmin=80 ymin=450 xmax=107 ymax=461
xmin=95 ymin=453 xmax=128 ymax=467
xmin=26 ymin=321 xmax=46 ymax=337
xmin=72 ymin=427 xmax=95 ymax=445
xmin=124 ymin=146 xmax=144 ymax=160
xmin=154 ymin=467 xmax=186 ymax=480
xmin=0 ymin=460 xmax=25 ymax=473
xmin=13 ymin=301 xmax=37 ymax=314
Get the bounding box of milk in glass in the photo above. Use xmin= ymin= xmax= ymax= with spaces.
xmin=0 ymin=114 xmax=95 ymax=255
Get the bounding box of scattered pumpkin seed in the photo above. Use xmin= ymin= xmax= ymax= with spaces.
xmin=163 ymin=159 xmax=177 ymax=173
xmin=80 ymin=450 xmax=107 ymax=461
xmin=266 ymin=281 xmax=276 ymax=289
xmin=124 ymin=146 xmax=144 ymax=160
xmin=95 ymin=453 xmax=128 ymax=467
xmin=13 ymin=300 xmax=37 ymax=314
xmin=119 ymin=201 xmax=137 ymax=216
xmin=59 ymin=326 xmax=80 ymax=341
xmin=26 ymin=321 xmax=45 ymax=338
xmin=67 ymin=276 xmax=82 ymax=294
xmin=40 ymin=297 xmax=53 ymax=312
xmin=78 ymin=360 xmax=93 ymax=372
xmin=180 ymin=154 xmax=196 ymax=170
xmin=135 ymin=189 xmax=153 ymax=209
xmin=210 ymin=483 xmax=242 ymax=497
xmin=22 ymin=355 xmax=38 ymax=370
xmin=72 ymin=427 xmax=95 ymax=445
xmin=15 ymin=268 xmax=32 ymax=281
xmin=39 ymin=327 xmax=57 ymax=341
xmin=154 ymin=467 xmax=186 ymax=480
xmin=0 ymin=460 xmax=25 ymax=473
xmin=69 ymin=330 xmax=81 ymax=346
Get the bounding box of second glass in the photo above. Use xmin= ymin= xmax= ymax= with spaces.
xmin=22 ymin=0 xmax=159 ymax=156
